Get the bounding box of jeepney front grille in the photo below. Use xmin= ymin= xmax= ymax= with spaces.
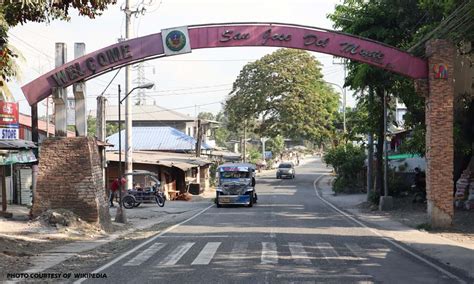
xmin=222 ymin=183 xmax=246 ymax=195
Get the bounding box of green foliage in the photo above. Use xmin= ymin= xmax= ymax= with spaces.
xmin=368 ymin=190 xmax=380 ymax=205
xmin=266 ymin=135 xmax=285 ymax=159
xmin=323 ymin=144 xmax=366 ymax=193
xmin=400 ymin=125 xmax=426 ymax=156
xmin=246 ymin=145 xmax=262 ymax=165
xmin=225 ymin=48 xmax=339 ymax=143
xmin=197 ymin=112 xmax=215 ymax=121
xmin=416 ymin=222 xmax=432 ymax=231
xmin=87 ymin=115 xmax=122 ymax=138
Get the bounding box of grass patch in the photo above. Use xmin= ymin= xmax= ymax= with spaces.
xmin=416 ymin=222 xmax=432 ymax=231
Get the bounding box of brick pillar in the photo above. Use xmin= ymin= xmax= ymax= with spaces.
xmin=31 ymin=137 xmax=111 ymax=231
xmin=425 ymin=39 xmax=455 ymax=228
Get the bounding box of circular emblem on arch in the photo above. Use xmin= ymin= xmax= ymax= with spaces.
xmin=166 ymin=30 xmax=187 ymax=52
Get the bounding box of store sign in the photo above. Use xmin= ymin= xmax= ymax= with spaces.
xmin=0 ymin=128 xmax=19 ymax=139
xmin=0 ymin=102 xmax=19 ymax=126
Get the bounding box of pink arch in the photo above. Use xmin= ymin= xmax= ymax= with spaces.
xmin=21 ymin=23 xmax=428 ymax=105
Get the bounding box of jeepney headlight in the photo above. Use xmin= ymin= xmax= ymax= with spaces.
xmin=245 ymin=187 xmax=254 ymax=192
xmin=216 ymin=187 xmax=223 ymax=192
xmin=288 ymin=169 xmax=293 ymax=173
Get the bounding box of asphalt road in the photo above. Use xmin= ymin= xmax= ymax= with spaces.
xmin=80 ymin=158 xmax=469 ymax=284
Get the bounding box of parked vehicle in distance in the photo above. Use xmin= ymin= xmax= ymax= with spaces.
xmin=276 ymin=162 xmax=295 ymax=179
xmin=121 ymin=170 xmax=165 ymax=209
xmin=216 ymin=163 xmax=257 ymax=208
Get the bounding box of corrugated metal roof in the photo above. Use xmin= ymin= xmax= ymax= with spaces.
xmin=106 ymin=126 xmax=212 ymax=151
xmin=0 ymin=139 xmax=37 ymax=149
xmin=106 ymin=151 xmax=212 ymax=171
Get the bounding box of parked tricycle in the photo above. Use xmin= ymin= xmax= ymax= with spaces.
xmin=121 ymin=170 xmax=166 ymax=209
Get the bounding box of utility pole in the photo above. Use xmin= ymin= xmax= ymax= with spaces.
xmin=379 ymin=90 xmax=393 ymax=210
xmin=367 ymin=87 xmax=373 ymax=201
xmin=97 ymin=95 xmax=107 ymax=191
xmin=123 ymin=0 xmax=145 ymax=190
xmin=195 ymin=119 xmax=202 ymax=157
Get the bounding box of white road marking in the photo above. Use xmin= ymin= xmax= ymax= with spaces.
xmin=123 ymin=243 xmax=166 ymax=266
xmin=261 ymin=242 xmax=278 ymax=264
xmin=289 ymin=242 xmax=312 ymax=265
xmin=191 ymin=242 xmax=221 ymax=265
xmin=74 ymin=204 xmax=213 ymax=284
xmin=159 ymin=242 xmax=195 ymax=266
xmin=316 ymin=242 xmax=342 ymax=263
xmin=344 ymin=243 xmax=367 ymax=261
xmin=313 ymin=175 xmax=466 ymax=284
xmin=229 ymin=242 xmax=248 ymax=264
xmin=159 ymin=235 xmax=229 ymax=238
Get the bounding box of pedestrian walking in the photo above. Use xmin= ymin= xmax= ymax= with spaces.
xmin=110 ymin=177 xmax=126 ymax=207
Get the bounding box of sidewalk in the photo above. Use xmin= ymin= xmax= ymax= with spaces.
xmin=1 ymin=198 xmax=212 ymax=279
xmin=316 ymin=174 xmax=474 ymax=279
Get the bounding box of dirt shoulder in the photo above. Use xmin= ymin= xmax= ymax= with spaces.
xmin=0 ymin=208 xmax=126 ymax=274
xmin=348 ymin=189 xmax=474 ymax=245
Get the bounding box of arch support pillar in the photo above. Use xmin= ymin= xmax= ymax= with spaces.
xmin=425 ymin=39 xmax=455 ymax=228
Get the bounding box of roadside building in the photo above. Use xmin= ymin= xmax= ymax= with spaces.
xmin=106 ymin=126 xmax=214 ymax=199
xmin=104 ymin=104 xmax=220 ymax=148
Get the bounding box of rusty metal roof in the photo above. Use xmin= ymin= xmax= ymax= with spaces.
xmin=106 ymin=151 xmax=212 ymax=171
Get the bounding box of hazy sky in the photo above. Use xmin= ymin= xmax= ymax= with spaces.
xmin=9 ymin=0 xmax=354 ymax=118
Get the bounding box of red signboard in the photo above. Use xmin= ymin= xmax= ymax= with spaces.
xmin=0 ymin=102 xmax=19 ymax=126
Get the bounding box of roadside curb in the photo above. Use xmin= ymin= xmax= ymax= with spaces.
xmin=314 ymin=174 xmax=473 ymax=283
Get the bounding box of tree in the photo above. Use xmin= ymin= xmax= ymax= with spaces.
xmin=329 ymin=0 xmax=474 ymax=193
xmin=0 ymin=0 xmax=116 ymax=79
xmin=225 ymin=48 xmax=339 ymax=144
xmin=87 ymin=115 xmax=122 ymax=138
xmin=329 ymin=0 xmax=429 ymax=195
xmin=197 ymin=112 xmax=215 ymax=121
xmin=266 ymin=135 xmax=285 ymax=160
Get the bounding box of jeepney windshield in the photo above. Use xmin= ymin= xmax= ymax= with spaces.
xmin=220 ymin=171 xmax=250 ymax=179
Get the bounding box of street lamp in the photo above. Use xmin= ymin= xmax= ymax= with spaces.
xmin=115 ymin=82 xmax=155 ymax=223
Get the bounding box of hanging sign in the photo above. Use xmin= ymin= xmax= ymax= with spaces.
xmin=0 ymin=102 xmax=19 ymax=127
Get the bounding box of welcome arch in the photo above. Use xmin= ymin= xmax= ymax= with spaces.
xmin=22 ymin=23 xmax=455 ymax=228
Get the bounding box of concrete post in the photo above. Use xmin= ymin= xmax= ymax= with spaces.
xmin=425 ymin=39 xmax=455 ymax=228
xmin=53 ymin=43 xmax=68 ymax=137
xmin=97 ymin=95 xmax=107 ymax=191
xmin=73 ymin=43 xmax=87 ymax=136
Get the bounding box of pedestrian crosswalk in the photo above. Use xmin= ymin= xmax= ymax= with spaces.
xmin=122 ymin=241 xmax=392 ymax=267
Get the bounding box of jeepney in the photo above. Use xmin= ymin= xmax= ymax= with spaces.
xmin=216 ymin=163 xmax=257 ymax=207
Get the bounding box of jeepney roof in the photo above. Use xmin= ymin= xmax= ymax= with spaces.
xmin=218 ymin=163 xmax=256 ymax=172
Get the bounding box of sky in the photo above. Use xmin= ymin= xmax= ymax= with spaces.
xmin=8 ymin=0 xmax=354 ymax=119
